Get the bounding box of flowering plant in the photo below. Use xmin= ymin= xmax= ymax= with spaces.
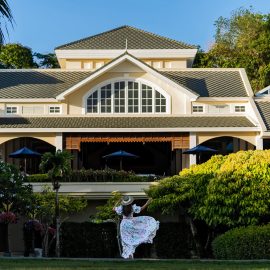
xmin=0 ymin=211 xmax=16 ymax=224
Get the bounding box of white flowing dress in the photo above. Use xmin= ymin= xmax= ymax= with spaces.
xmin=115 ymin=204 xmax=159 ymax=259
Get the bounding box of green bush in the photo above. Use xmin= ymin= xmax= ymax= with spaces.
xmin=60 ymin=222 xmax=192 ymax=258
xmin=26 ymin=174 xmax=49 ymax=182
xmin=60 ymin=222 xmax=118 ymax=258
xmin=27 ymin=169 xmax=158 ymax=182
xmin=155 ymin=222 xmax=191 ymax=258
xmin=212 ymin=224 xmax=270 ymax=259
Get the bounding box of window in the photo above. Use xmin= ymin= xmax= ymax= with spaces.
xmin=87 ymin=91 xmax=98 ymax=113
xmin=49 ymin=106 xmax=61 ymax=114
xmin=155 ymin=91 xmax=166 ymax=113
xmin=6 ymin=106 xmax=17 ymax=114
xmin=192 ymin=105 xmax=204 ymax=113
xmin=141 ymin=84 xmax=152 ymax=113
xmin=114 ymin=82 xmax=125 ymax=113
xmin=100 ymin=84 xmax=112 ymax=113
xmin=235 ymin=106 xmax=245 ymax=112
xmin=127 ymin=82 xmax=139 ymax=113
xmin=86 ymin=80 xmax=168 ymax=114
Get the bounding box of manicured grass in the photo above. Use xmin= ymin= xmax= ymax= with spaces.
xmin=0 ymin=259 xmax=270 ymax=270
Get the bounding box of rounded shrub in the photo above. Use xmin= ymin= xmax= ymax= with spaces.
xmin=212 ymin=224 xmax=270 ymax=259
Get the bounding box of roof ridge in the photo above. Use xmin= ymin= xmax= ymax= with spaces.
xmin=55 ymin=25 xmax=196 ymax=50
xmin=124 ymin=25 xmax=196 ymax=49
xmin=55 ymin=26 xmax=128 ymax=50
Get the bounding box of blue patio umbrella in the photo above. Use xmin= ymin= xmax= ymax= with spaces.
xmin=183 ymin=145 xmax=217 ymax=163
xmin=9 ymin=147 xmax=41 ymax=172
xmin=102 ymin=150 xmax=139 ymax=170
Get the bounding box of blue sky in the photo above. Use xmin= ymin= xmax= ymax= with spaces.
xmin=6 ymin=0 xmax=270 ymax=54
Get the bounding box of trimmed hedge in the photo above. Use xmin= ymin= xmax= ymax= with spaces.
xmin=60 ymin=222 xmax=118 ymax=258
xmin=27 ymin=169 xmax=159 ymax=183
xmin=155 ymin=222 xmax=191 ymax=258
xmin=60 ymin=222 xmax=192 ymax=258
xmin=212 ymin=224 xmax=270 ymax=259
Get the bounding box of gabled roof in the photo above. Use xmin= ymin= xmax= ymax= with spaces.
xmin=0 ymin=55 xmax=249 ymax=100
xmin=55 ymin=52 xmax=199 ymax=100
xmin=255 ymin=101 xmax=270 ymax=130
xmin=0 ymin=116 xmax=256 ymax=129
xmin=55 ymin=25 xmax=196 ymax=50
xmin=161 ymin=70 xmax=248 ymax=97
xmin=0 ymin=70 xmax=92 ymax=99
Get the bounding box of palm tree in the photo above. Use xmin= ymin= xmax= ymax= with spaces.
xmin=40 ymin=150 xmax=73 ymax=257
xmin=0 ymin=0 xmax=13 ymax=44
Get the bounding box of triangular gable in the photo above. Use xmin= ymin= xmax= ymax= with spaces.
xmin=56 ymin=52 xmax=199 ymax=100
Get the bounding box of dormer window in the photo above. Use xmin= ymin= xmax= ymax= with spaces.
xmin=85 ymin=79 xmax=169 ymax=114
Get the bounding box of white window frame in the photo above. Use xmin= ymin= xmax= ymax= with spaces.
xmin=6 ymin=106 xmax=18 ymax=115
xmin=234 ymin=105 xmax=246 ymax=113
xmin=48 ymin=105 xmax=62 ymax=114
xmin=192 ymin=105 xmax=204 ymax=113
xmin=82 ymin=78 xmax=171 ymax=115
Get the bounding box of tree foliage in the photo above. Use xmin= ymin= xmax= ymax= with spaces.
xmin=0 ymin=43 xmax=37 ymax=68
xmin=39 ymin=150 xmax=73 ymax=179
xmin=29 ymin=185 xmax=87 ymax=223
xmin=193 ymin=8 xmax=270 ymax=92
xmin=0 ymin=0 xmax=13 ymax=44
xmin=93 ymin=191 xmax=122 ymax=222
xmin=34 ymin=53 xmax=60 ymax=68
xmin=147 ymin=150 xmax=270 ymax=228
xmin=0 ymin=161 xmax=33 ymax=215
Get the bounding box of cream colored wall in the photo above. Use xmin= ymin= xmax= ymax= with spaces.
xmin=0 ymin=103 xmax=68 ymax=115
xmin=197 ymin=132 xmax=258 ymax=146
xmin=0 ymin=133 xmax=57 ymax=146
xmin=60 ymin=57 xmax=189 ymax=70
xmin=62 ymin=59 xmax=111 ymax=70
xmin=67 ymin=68 xmax=189 ymax=115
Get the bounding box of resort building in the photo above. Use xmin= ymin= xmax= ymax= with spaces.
xmin=2 ymin=25 xmax=270 ymax=255
xmin=0 ymin=26 xmax=266 ymax=176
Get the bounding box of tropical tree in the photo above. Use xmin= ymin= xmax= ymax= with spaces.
xmin=0 ymin=43 xmax=37 ymax=68
xmin=147 ymin=150 xmax=270 ymax=257
xmin=26 ymin=186 xmax=87 ymax=257
xmin=34 ymin=52 xmax=60 ymax=68
xmin=0 ymin=0 xmax=13 ymax=44
xmin=39 ymin=150 xmax=73 ymax=257
xmin=0 ymin=161 xmax=33 ymax=255
xmin=193 ymin=8 xmax=270 ymax=92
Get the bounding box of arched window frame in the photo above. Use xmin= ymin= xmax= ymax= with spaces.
xmin=82 ymin=78 xmax=171 ymax=115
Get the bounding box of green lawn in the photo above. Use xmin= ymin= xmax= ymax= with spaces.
xmin=0 ymin=259 xmax=270 ymax=270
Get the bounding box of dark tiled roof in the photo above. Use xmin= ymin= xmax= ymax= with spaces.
xmin=0 ymin=117 xmax=255 ymax=129
xmin=0 ymin=70 xmax=92 ymax=98
xmin=255 ymin=101 xmax=270 ymax=130
xmin=55 ymin=26 xmax=196 ymax=50
xmin=161 ymin=70 xmax=248 ymax=97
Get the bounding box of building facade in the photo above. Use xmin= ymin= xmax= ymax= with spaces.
xmin=0 ymin=26 xmax=266 ymax=177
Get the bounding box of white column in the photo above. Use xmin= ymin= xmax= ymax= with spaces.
xmin=255 ymin=135 xmax=263 ymax=150
xmin=189 ymin=132 xmax=197 ymax=166
xmin=55 ymin=133 xmax=63 ymax=151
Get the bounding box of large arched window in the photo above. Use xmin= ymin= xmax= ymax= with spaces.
xmin=85 ymin=79 xmax=169 ymax=114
